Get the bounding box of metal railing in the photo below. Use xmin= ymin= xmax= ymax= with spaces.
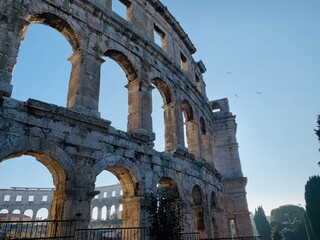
xmin=0 ymin=220 xmax=258 ymax=240
xmin=75 ymin=227 xmax=200 ymax=240
xmin=0 ymin=220 xmax=76 ymax=239
xmin=205 ymin=237 xmax=262 ymax=240
xmin=75 ymin=227 xmax=148 ymax=240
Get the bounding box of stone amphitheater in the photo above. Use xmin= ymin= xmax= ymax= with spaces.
xmin=0 ymin=184 xmax=123 ymax=226
xmin=0 ymin=0 xmax=253 ymax=238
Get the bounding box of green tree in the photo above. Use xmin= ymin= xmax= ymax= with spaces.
xmin=316 ymin=115 xmax=320 ymax=167
xmin=140 ymin=190 xmax=183 ymax=240
xmin=271 ymin=226 xmax=283 ymax=240
xmin=270 ymin=205 xmax=315 ymax=240
xmin=253 ymin=206 xmax=271 ymax=240
xmin=270 ymin=205 xmax=304 ymax=224
xmin=305 ymin=175 xmax=320 ymax=239
xmin=315 ymin=115 xmax=320 ymax=145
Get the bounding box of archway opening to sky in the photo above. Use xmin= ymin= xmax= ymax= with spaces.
xmin=91 ymin=170 xmax=122 ymax=228
xmin=0 ymin=156 xmax=54 ymax=221
xmin=99 ymin=57 xmax=128 ymax=132
xmin=151 ymin=84 xmax=165 ymax=152
xmin=11 ymin=23 xmax=72 ymax=107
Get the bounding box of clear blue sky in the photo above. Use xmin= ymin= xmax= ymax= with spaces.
xmin=0 ymin=0 xmax=320 ymax=216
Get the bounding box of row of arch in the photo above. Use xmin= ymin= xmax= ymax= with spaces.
xmin=92 ymin=204 xmax=123 ymax=221
xmin=8 ymin=6 xmax=216 ymax=159
xmin=0 ymin=133 xmax=238 ymax=238
xmin=0 ymin=208 xmax=49 ymax=221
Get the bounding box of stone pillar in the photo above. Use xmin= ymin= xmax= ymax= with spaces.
xmin=126 ymin=79 xmax=152 ymax=133
xmin=0 ymin=4 xmax=27 ymax=97
xmin=202 ymin=134 xmax=213 ymax=163
xmin=212 ymin=210 xmax=223 ymax=238
xmin=67 ymin=49 xmax=104 ymax=117
xmin=121 ymin=197 xmax=141 ymax=228
xmin=97 ymin=207 xmax=102 ymax=220
xmin=183 ymin=200 xmax=195 ymax=234
xmin=220 ymin=213 xmax=230 ymax=238
xmin=192 ymin=206 xmax=206 ymax=239
xmin=163 ymin=102 xmax=179 ymax=151
xmin=115 ymin=204 xmax=119 ymax=219
xmin=185 ymin=120 xmax=201 ymax=158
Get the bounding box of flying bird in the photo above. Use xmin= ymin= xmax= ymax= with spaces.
xmin=256 ymin=92 xmax=262 ymax=95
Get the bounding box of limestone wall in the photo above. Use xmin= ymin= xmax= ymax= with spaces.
xmin=0 ymin=0 xmax=253 ymax=238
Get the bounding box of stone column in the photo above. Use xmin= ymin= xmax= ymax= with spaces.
xmin=120 ymin=197 xmax=141 ymax=228
xmin=0 ymin=5 xmax=27 ymax=97
xmin=185 ymin=120 xmax=201 ymax=158
xmin=183 ymin=200 xmax=195 ymax=234
xmin=67 ymin=49 xmax=104 ymax=117
xmin=220 ymin=213 xmax=230 ymax=238
xmin=202 ymin=134 xmax=213 ymax=163
xmin=212 ymin=210 xmax=223 ymax=238
xmin=97 ymin=207 xmax=102 ymax=220
xmin=7 ymin=211 xmax=12 ymax=221
xmin=126 ymin=79 xmax=152 ymax=133
xmin=163 ymin=102 xmax=179 ymax=151
xmin=192 ymin=206 xmax=206 ymax=239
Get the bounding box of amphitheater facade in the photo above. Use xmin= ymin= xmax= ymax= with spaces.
xmin=0 ymin=185 xmax=124 ymax=226
xmin=0 ymin=0 xmax=253 ymax=238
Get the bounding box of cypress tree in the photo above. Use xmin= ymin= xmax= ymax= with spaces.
xmin=305 ymin=175 xmax=320 ymax=239
xmin=253 ymin=206 xmax=271 ymax=240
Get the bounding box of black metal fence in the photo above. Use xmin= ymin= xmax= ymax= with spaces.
xmin=74 ymin=227 xmax=200 ymax=240
xmin=75 ymin=227 xmax=148 ymax=240
xmin=206 ymin=237 xmax=262 ymax=240
xmin=0 ymin=220 xmax=259 ymax=240
xmin=0 ymin=220 xmax=76 ymax=239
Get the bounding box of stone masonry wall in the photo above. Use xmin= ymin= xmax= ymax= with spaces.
xmin=0 ymin=0 xmax=253 ymax=238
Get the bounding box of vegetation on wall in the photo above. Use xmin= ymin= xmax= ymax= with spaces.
xmin=140 ymin=190 xmax=184 ymax=240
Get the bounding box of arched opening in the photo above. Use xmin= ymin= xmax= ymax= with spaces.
xmin=11 ymin=21 xmax=73 ymax=107
xmin=211 ymin=191 xmax=220 ymax=238
xmin=158 ymin=177 xmax=180 ymax=198
xmin=110 ymin=205 xmax=116 ymax=218
xmin=211 ymin=102 xmax=222 ymax=113
xmin=0 ymin=209 xmax=9 ymax=220
xmin=151 ymin=78 xmax=173 ymax=151
xmin=91 ymin=166 xmax=139 ymax=229
xmin=191 ymin=185 xmax=206 ymax=238
xmin=199 ymin=117 xmax=206 ymax=135
xmin=181 ymin=99 xmax=201 ymax=158
xmin=100 ymin=50 xmax=138 ymax=132
xmin=24 ymin=209 xmax=33 ymax=220
xmin=195 ymin=74 xmax=203 ymax=94
xmin=200 ymin=117 xmax=213 ymax=162
xmin=106 ymin=166 xmax=140 ymax=228
xmin=146 ymin=177 xmax=183 ymax=238
xmin=92 ymin=207 xmax=98 ymax=221
xmin=99 ymin=57 xmax=128 ymax=131
xmin=91 ymin=170 xmax=121 ymax=228
xmin=36 ymin=208 xmax=49 ymax=220
xmin=0 ymin=151 xmax=68 ymax=222
xmin=101 ymin=206 xmax=107 ymax=221
xmin=12 ymin=210 xmax=21 ymax=220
